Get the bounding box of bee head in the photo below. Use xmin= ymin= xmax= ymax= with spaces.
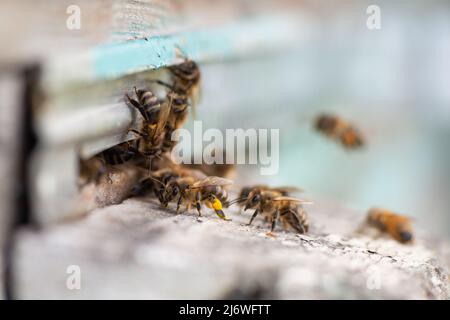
xmin=244 ymin=192 xmax=262 ymax=211
xmin=399 ymin=231 xmax=413 ymax=243
xmin=316 ymin=114 xmax=337 ymax=132
xmin=162 ymin=183 xmax=179 ymax=205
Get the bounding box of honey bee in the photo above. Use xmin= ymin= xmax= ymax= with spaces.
xmin=169 ymin=59 xmax=201 ymax=106
xmin=81 ymin=86 xmax=172 ymax=183
xmin=366 ymin=208 xmax=414 ymax=243
xmin=160 ymin=175 xmax=233 ymax=221
xmin=315 ymin=114 xmax=364 ymax=149
xmin=159 ymin=95 xmax=189 ymax=154
xmin=126 ymin=87 xmax=172 ymax=158
xmin=150 ymin=59 xmax=201 ymax=154
xmin=98 ymin=141 xmax=142 ymax=165
xmin=136 ymin=165 xmax=233 ymax=220
xmin=232 ymin=186 xmax=311 ymax=234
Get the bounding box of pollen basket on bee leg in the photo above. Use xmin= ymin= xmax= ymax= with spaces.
xmin=212 ymin=198 xmax=223 ymax=211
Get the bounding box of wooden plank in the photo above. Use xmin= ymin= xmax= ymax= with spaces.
xmin=13 ymin=197 xmax=450 ymax=299
xmin=42 ymin=13 xmax=305 ymax=92
xmin=0 ymin=0 xmax=301 ymax=65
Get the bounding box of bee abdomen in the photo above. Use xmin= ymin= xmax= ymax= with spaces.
xmin=138 ymin=90 xmax=157 ymax=104
xmin=101 ymin=143 xmax=134 ymax=165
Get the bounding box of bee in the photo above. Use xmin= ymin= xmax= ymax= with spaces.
xmin=168 ymin=59 xmax=201 ymax=107
xmin=98 ymin=141 xmax=142 ymax=165
xmin=82 ymin=86 xmax=172 ymax=183
xmin=158 ymin=99 xmax=190 ymax=154
xmin=315 ymin=114 xmax=364 ymax=149
xmin=148 ymin=62 xmax=200 ymax=156
xmin=107 ymin=86 xmax=173 ymax=173
xmin=366 ymin=208 xmax=414 ymax=243
xmin=231 ymin=186 xmax=311 ymax=234
xmin=154 ymin=57 xmax=201 ymax=123
xmin=126 ymin=87 xmax=172 ymax=157
xmin=149 ymin=172 xmax=233 ymax=221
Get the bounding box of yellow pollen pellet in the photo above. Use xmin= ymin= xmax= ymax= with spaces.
xmin=212 ymin=199 xmax=222 ymax=211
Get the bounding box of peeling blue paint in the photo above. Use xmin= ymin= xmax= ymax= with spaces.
xmin=92 ymin=15 xmax=297 ymax=80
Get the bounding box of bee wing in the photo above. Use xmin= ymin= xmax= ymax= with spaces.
xmin=272 ymin=186 xmax=304 ymax=193
xmin=153 ymin=100 xmax=171 ymax=140
xmin=273 ymin=196 xmax=313 ymax=204
xmin=191 ymin=176 xmax=233 ymax=189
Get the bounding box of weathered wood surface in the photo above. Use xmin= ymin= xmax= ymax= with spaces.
xmin=13 ymin=193 xmax=450 ymax=299
xmin=0 ymin=0 xmax=299 ymax=63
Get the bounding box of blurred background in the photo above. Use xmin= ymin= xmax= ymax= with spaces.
xmin=185 ymin=0 xmax=450 ymax=239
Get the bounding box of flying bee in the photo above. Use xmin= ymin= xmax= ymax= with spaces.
xmin=230 ymin=186 xmax=311 ymax=234
xmin=366 ymin=208 xmax=414 ymax=243
xmin=315 ymin=114 xmax=364 ymax=149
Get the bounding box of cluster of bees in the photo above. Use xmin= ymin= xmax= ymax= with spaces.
xmin=81 ymin=58 xmax=414 ymax=243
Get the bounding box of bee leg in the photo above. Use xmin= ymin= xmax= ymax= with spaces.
xmin=196 ymin=206 xmax=202 ymax=217
xmin=151 ymin=79 xmax=176 ymax=91
xmin=271 ymin=210 xmax=280 ymax=232
xmin=155 ymin=189 xmax=165 ymax=205
xmin=128 ymin=129 xmax=148 ymax=139
xmin=125 ymin=145 xmax=143 ymax=155
xmin=195 ymin=192 xmax=202 ymax=217
xmin=290 ymin=209 xmax=306 ymax=234
xmin=293 ymin=224 xmax=305 ymax=234
xmin=93 ymin=162 xmax=108 ymax=184
xmin=247 ymin=210 xmax=260 ymax=226
xmin=125 ymin=93 xmax=149 ymax=122
xmin=176 ymin=195 xmax=183 ymax=213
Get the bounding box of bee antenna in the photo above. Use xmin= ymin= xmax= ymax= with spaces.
xmin=147 ymin=176 xmax=165 ymax=187
xmin=148 ymin=157 xmax=152 ymax=175
xmin=148 ymin=80 xmax=175 ymax=91
xmin=226 ymin=197 xmax=248 ymax=206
